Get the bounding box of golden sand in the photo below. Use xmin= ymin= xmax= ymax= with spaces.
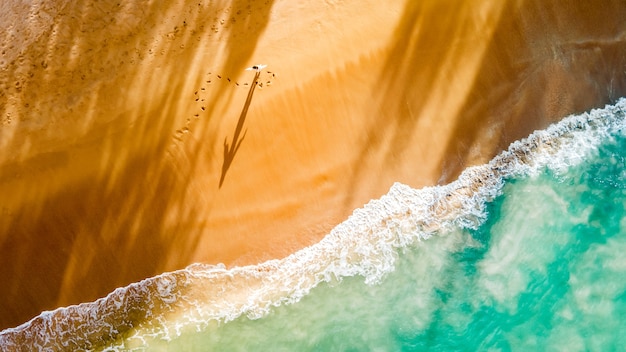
xmin=1 ymin=0 xmax=625 ymax=329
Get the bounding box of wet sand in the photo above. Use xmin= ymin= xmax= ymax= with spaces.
xmin=1 ymin=0 xmax=626 ymax=330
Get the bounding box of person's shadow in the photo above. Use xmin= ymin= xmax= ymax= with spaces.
xmin=219 ymin=67 xmax=263 ymax=188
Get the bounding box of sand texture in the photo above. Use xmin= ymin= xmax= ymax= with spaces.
xmin=1 ymin=0 xmax=626 ymax=329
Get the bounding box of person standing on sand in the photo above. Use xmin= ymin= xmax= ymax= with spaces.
xmin=219 ymin=64 xmax=267 ymax=188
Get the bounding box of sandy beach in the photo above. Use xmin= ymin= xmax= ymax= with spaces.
xmin=1 ymin=0 xmax=625 ymax=330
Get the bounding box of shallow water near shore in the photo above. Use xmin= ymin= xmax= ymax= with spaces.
xmin=4 ymin=0 xmax=626 ymax=339
xmin=124 ymin=102 xmax=626 ymax=350
xmin=2 ymin=100 xmax=622 ymax=350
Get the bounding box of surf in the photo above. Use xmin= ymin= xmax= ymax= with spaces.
xmin=1 ymin=98 xmax=625 ymax=350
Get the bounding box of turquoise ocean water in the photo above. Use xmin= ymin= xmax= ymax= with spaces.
xmin=1 ymin=100 xmax=625 ymax=351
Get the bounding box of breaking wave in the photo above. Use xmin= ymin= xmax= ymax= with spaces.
xmin=1 ymin=99 xmax=625 ymax=350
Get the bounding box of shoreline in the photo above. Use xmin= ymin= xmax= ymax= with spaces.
xmin=2 ymin=98 xmax=624 ymax=349
xmin=2 ymin=0 xmax=626 ymax=331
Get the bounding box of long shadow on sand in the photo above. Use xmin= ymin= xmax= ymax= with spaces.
xmin=343 ymin=0 xmax=626 ymax=214
xmin=436 ymin=0 xmax=626 ymax=183
xmin=219 ymin=68 xmax=262 ymax=188
xmin=342 ymin=0 xmax=485 ymax=210
xmin=0 ymin=0 xmax=275 ymax=330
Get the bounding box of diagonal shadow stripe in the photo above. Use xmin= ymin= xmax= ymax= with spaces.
xmin=219 ymin=66 xmax=264 ymax=188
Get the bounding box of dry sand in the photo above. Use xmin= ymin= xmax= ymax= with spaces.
xmin=1 ymin=0 xmax=626 ymax=329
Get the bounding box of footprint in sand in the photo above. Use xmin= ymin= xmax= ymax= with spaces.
xmin=174 ymin=67 xmax=277 ymax=145
xmin=188 ymin=68 xmax=278 ymax=124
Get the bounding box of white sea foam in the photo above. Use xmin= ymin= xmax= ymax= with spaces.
xmin=1 ymin=99 xmax=625 ymax=350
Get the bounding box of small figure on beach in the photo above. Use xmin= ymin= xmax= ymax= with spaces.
xmin=219 ymin=64 xmax=266 ymax=188
xmin=246 ymin=64 xmax=267 ymax=72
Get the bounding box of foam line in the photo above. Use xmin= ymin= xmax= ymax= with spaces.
xmin=1 ymin=99 xmax=625 ymax=349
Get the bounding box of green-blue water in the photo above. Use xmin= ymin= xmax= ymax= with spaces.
xmin=2 ymin=102 xmax=625 ymax=351
xmin=133 ymin=121 xmax=626 ymax=350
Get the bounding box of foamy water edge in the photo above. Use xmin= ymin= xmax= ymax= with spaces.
xmin=1 ymin=99 xmax=625 ymax=350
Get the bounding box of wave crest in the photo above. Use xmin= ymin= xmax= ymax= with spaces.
xmin=1 ymin=99 xmax=625 ymax=349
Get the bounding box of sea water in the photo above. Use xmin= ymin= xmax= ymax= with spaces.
xmin=142 ymin=104 xmax=626 ymax=350
xmin=1 ymin=100 xmax=625 ymax=351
